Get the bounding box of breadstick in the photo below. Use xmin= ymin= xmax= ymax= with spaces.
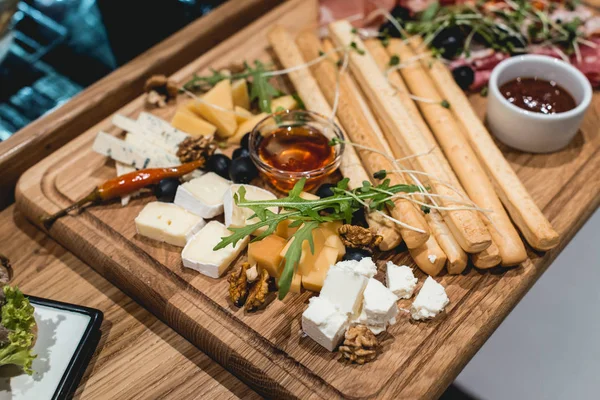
xmin=367 ymin=39 xmax=499 ymax=270
xmin=409 ymin=36 xmax=559 ymax=251
xmin=386 ymin=38 xmax=527 ymax=266
xmin=267 ymin=26 xmax=430 ymax=249
xmin=365 ymin=39 xmax=469 ymax=273
xmin=295 ymin=31 xmax=445 ymax=271
xmin=472 ymin=242 xmax=502 ymax=269
xmin=295 ymin=30 xmax=430 ymax=250
xmin=329 ymin=21 xmax=490 ymax=253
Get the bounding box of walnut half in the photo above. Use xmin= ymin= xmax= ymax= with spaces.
xmin=339 ymin=325 xmax=378 ymax=365
xmin=245 ymin=268 xmax=270 ymax=312
xmin=228 ymin=263 xmax=250 ymax=307
xmin=338 ymin=224 xmax=383 ymax=252
xmin=176 ymin=136 xmax=216 ymax=164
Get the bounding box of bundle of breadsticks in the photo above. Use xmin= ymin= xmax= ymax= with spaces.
xmin=266 ymin=21 xmax=559 ymax=276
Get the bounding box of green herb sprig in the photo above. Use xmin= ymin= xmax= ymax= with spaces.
xmin=214 ymin=178 xmax=421 ymax=299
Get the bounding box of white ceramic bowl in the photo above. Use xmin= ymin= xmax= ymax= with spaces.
xmin=487 ymin=55 xmax=592 ymax=153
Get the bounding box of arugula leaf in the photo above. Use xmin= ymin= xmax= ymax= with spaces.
xmin=248 ymin=61 xmax=281 ymax=113
xmin=278 ymin=221 xmax=320 ymax=299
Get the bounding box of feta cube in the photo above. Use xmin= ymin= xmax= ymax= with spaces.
xmin=302 ymin=297 xmax=348 ymax=351
xmin=331 ymin=257 xmax=377 ymax=278
xmin=320 ymin=262 xmax=369 ymax=316
xmin=411 ymin=277 xmax=450 ymax=321
xmin=386 ymin=262 xmax=418 ymax=299
xmin=361 ymin=278 xmax=398 ymax=330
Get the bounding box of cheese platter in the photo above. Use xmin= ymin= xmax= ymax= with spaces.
xmin=15 ymin=0 xmax=600 ymax=398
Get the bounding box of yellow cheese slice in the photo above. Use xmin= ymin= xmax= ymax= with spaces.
xmin=247 ymin=235 xmax=287 ymax=278
xmin=301 ymin=246 xmax=338 ymax=293
xmin=171 ymin=110 xmax=217 ymax=137
xmin=232 ymin=79 xmax=251 ymax=110
xmin=188 ymin=80 xmax=237 ymax=138
xmin=235 ymin=106 xmax=254 ymax=124
xmin=227 ymin=112 xmax=268 ymax=145
xmin=271 ymin=95 xmax=298 ymax=112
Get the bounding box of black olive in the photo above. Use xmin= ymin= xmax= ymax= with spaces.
xmin=206 ymin=154 xmax=231 ymax=179
xmin=342 ymin=248 xmax=371 ymax=262
xmin=229 ymin=156 xmax=258 ymax=184
xmin=316 ymin=183 xmax=336 ymax=198
xmin=153 ymin=178 xmax=180 ymax=202
xmin=452 ymin=65 xmax=475 ymax=90
xmin=351 ymin=208 xmax=368 ymax=228
xmin=240 ymin=132 xmax=252 ymax=150
xmin=431 ymin=26 xmax=464 ymax=59
xmin=233 ymin=147 xmax=250 ymax=159
xmin=378 ymin=6 xmax=410 ymax=38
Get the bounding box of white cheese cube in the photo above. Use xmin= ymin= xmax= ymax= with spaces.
xmin=386 ymin=262 xmax=418 ymax=299
xmin=351 ymin=309 xmax=387 ymax=335
xmin=174 ymin=172 xmax=232 ymax=218
xmin=302 ymin=296 xmax=348 ymax=351
xmin=182 ymin=221 xmax=249 ymax=278
xmin=411 ymin=276 xmax=450 ymax=321
xmin=362 ymin=278 xmax=398 ymax=326
xmin=135 ymin=202 xmax=206 ymax=247
xmin=332 ymin=257 xmax=377 ymax=278
xmin=223 ymin=184 xmax=277 ymax=234
xmin=320 ymin=262 xmax=369 ymax=316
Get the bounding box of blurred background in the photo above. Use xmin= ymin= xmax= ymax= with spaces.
xmin=0 ymin=0 xmax=226 ymax=141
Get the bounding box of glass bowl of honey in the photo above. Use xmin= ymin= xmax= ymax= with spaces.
xmin=249 ymin=110 xmax=345 ymax=192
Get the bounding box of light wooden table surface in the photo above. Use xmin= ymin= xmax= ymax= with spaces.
xmin=0 ymin=205 xmax=261 ymax=399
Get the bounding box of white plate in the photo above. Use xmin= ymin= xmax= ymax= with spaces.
xmin=0 ymin=302 xmax=95 ymax=400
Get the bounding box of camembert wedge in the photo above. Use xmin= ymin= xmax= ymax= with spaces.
xmin=174 ymin=172 xmax=232 ymax=218
xmin=182 ymin=221 xmax=249 ymax=278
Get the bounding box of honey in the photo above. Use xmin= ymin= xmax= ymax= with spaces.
xmin=256 ymin=125 xmax=337 ymax=191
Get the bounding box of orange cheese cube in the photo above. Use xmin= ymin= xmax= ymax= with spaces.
xmin=289 ymin=273 xmax=302 ymax=294
xmin=247 ymin=235 xmax=287 ymax=278
xmin=171 ymin=110 xmax=217 ymax=137
xmin=276 ymin=220 xmax=300 ymax=239
xmin=301 ymin=246 xmax=338 ymax=293
xmin=297 ymin=229 xmax=326 ymax=276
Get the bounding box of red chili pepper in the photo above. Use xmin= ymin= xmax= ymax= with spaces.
xmin=42 ymin=159 xmax=205 ymax=228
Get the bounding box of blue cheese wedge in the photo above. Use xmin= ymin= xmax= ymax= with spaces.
xmin=223 ymin=184 xmax=277 ymax=234
xmin=174 ymin=172 xmax=231 ymax=218
xmin=137 ymin=111 xmax=190 ymax=148
xmin=410 ymin=277 xmax=450 ymax=321
xmin=182 ymin=221 xmax=249 ymax=278
xmin=113 ymin=113 xmax=189 ymax=154
xmin=302 ymin=296 xmax=348 ymax=351
xmin=135 ymin=202 xmax=206 ymax=247
xmin=386 ymin=262 xmax=418 ymax=299
xmin=93 ymin=132 xmax=180 ymax=168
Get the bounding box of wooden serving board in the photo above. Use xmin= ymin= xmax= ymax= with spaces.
xmin=15 ymin=0 xmax=600 ymax=398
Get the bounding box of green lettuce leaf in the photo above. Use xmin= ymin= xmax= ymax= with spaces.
xmin=0 ymin=286 xmax=36 ymax=375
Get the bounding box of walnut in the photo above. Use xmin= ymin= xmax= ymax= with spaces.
xmin=146 ymin=90 xmax=167 ymax=108
xmin=0 ymin=254 xmax=12 ymax=286
xmin=228 ymin=263 xmax=250 ymax=307
xmin=338 ymin=224 xmax=383 ymax=252
xmin=176 ymin=136 xmax=217 ymax=163
xmin=144 ymin=74 xmax=179 ymax=100
xmin=245 ymin=268 xmax=270 ymax=312
xmin=339 ymin=325 xmax=378 ymax=365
